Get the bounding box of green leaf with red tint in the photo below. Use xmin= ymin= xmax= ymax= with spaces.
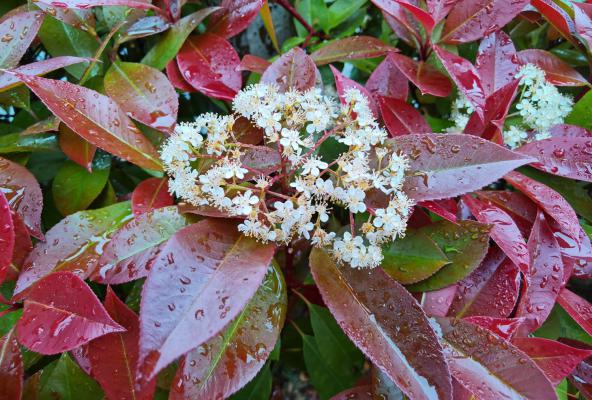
xmin=261 ymin=47 xmax=317 ymax=93
xmin=440 ymin=0 xmax=528 ymax=44
xmin=170 ymin=261 xmax=286 ymax=400
xmin=131 ymin=177 xmax=174 ymax=216
xmin=331 ymin=65 xmax=378 ymax=118
xmin=176 ymin=33 xmax=242 ymax=101
xmin=378 ymin=96 xmax=430 ymax=136
xmin=365 ymin=53 xmax=408 ymax=101
xmin=16 ymin=272 xmax=124 ymax=354
xmin=512 ymin=337 xmax=592 ymax=385
xmin=207 ymin=0 xmax=264 ymax=39
xmin=93 ymin=206 xmax=191 ymax=285
xmin=311 ymin=36 xmax=394 ymax=65
xmin=475 ymin=31 xmax=520 ymax=97
xmin=406 ymin=220 xmax=490 ymax=292
xmin=435 ymin=317 xmax=557 ymax=400
xmin=13 ymin=74 xmax=163 ymax=171
xmin=104 ymin=61 xmax=179 ymax=134
xmin=387 ymin=134 xmax=535 ymax=202
xmin=13 ymin=202 xmax=132 ymax=300
xmin=557 ymin=288 xmax=592 ymax=337
xmin=138 ymin=219 xmax=275 ymax=381
xmin=517 ymin=49 xmax=588 ymax=86
xmin=0 ymin=192 xmax=14 ymax=284
xmin=388 ymin=53 xmax=452 ymax=97
xmin=0 ymin=11 xmax=44 ymax=69
xmin=0 ymin=156 xmax=43 ymax=239
xmin=309 ymin=248 xmax=453 ymax=400
xmin=0 ymin=329 xmax=22 ymax=399
xmin=83 ymin=287 xmax=156 ymax=400
xmin=58 ymin=124 xmax=97 ymax=172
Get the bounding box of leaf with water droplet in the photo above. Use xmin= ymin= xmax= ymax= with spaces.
xmin=0 ymin=328 xmax=23 ymax=399
xmin=131 ymin=177 xmax=174 ymax=217
xmin=0 ymin=191 xmax=15 ymax=285
xmin=557 ymin=288 xmax=592 ymax=337
xmin=0 ymin=11 xmax=44 ymax=69
xmin=261 ymin=47 xmax=317 ymax=93
xmin=206 ymin=0 xmax=264 ymax=39
xmin=37 ymin=352 xmax=103 ymax=400
xmin=379 ymin=96 xmax=430 ymax=137
xmin=311 ymin=36 xmax=395 ymax=66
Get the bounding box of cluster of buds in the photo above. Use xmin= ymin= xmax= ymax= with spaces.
xmin=161 ymin=83 xmax=413 ymax=269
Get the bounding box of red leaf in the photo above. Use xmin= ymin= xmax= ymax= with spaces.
xmin=440 ymin=0 xmax=528 ymax=44
xmin=427 ymin=0 xmax=457 ymax=23
xmin=395 ymin=1 xmax=435 ymax=34
xmin=463 ymin=316 xmax=523 ymax=340
xmin=365 ymin=53 xmax=408 ymax=101
xmin=176 ymin=33 xmax=241 ymax=101
xmin=531 ymin=0 xmax=578 ymax=47
xmin=138 ymin=219 xmax=275 ymax=381
xmin=6 ymin=211 xmax=32 ymax=281
xmin=330 ymin=386 xmax=372 ymax=400
xmin=207 ymin=0 xmax=264 ymax=39
xmin=389 ymin=53 xmax=452 ymax=97
xmin=504 ymin=171 xmax=580 ymax=244
xmin=104 ymin=61 xmax=179 ymax=134
xmin=59 ymin=124 xmax=97 ymax=172
xmin=382 ymin=11 xmax=421 ymax=47
xmin=512 ymin=337 xmax=592 ymax=385
xmin=419 ymin=200 xmax=458 ymax=223
xmin=39 ymin=0 xmax=160 ymax=11
xmin=422 ymin=285 xmax=457 ymax=317
xmin=574 ymin=4 xmax=592 ymax=50
xmin=131 ymin=178 xmax=174 ymax=216
xmin=475 ymin=31 xmax=520 ymax=96
xmin=0 ymin=156 xmax=43 ymax=239
xmin=388 ymin=133 xmax=535 ymax=201
xmin=261 ymin=47 xmax=317 ymax=92
xmin=331 ymin=66 xmax=379 ymax=118
xmin=515 ymin=211 xmax=563 ymax=335
xmin=309 ymin=248 xmax=453 ymax=400
xmin=557 ymin=288 xmax=592 ymax=336
xmin=238 ymin=54 xmax=271 ymax=74
xmin=517 ymin=49 xmax=588 ymax=86
xmin=435 ymin=317 xmax=557 ymax=400
xmin=13 ymin=73 xmax=163 ymax=171
xmin=0 ymin=56 xmax=92 ymax=92
xmin=517 ymin=137 xmax=592 ymax=182
xmin=463 ymin=195 xmax=529 ymax=274
xmin=378 ymin=96 xmax=430 ymax=136
xmin=475 ymin=190 xmax=537 ymax=233
xmin=0 ymin=329 xmax=22 ymax=400
xmin=16 ymin=272 xmax=124 ymax=354
xmin=433 ymin=46 xmax=486 ymax=119
xmin=448 ymin=247 xmax=520 ymax=318
xmin=549 ymin=124 xmax=592 ymax=138
xmin=310 ymin=36 xmax=394 ymax=66
xmin=165 ymin=60 xmax=195 ymax=92
xmin=84 ymin=287 xmax=156 ymax=400
xmin=0 ymin=11 xmax=44 ymax=69
xmin=0 ymin=191 xmax=14 ymax=285
xmin=163 ymin=0 xmax=181 ymax=21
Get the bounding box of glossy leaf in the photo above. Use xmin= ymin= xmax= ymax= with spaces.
xmin=365 ymin=53 xmax=408 ymax=101
xmin=423 ymin=285 xmax=458 ymax=317
xmin=395 ymin=1 xmax=435 ymax=34
xmin=0 ymin=156 xmax=43 ymax=239
xmin=435 ymin=317 xmax=557 ymax=400
xmin=0 ymin=11 xmax=44 ymax=69
xmin=388 ymin=53 xmax=452 ymax=97
xmin=464 ymin=316 xmax=523 ymax=340
xmin=6 ymin=210 xmax=30 ymax=281
xmin=419 ymin=200 xmax=458 ymax=223
xmin=13 ymin=73 xmax=163 ymax=171
xmin=166 ymin=60 xmax=195 ymax=92
xmin=34 ymin=2 xmax=95 ymax=33
xmin=0 ymin=191 xmax=14 ymax=284
xmin=93 ymin=206 xmax=191 ymax=284
xmin=302 ymin=332 xmax=348 ymax=399
xmin=0 ymin=328 xmax=22 ymax=400
xmin=261 ymin=47 xmax=317 ymax=92
xmin=331 ymin=65 xmax=378 ymax=118
xmin=104 ymin=61 xmax=179 ymax=134
xmin=14 ymin=202 xmax=132 ymax=299
xmin=379 ymin=96 xmax=430 ymax=136
xmin=330 ymin=386 xmax=372 ymax=400
xmin=574 ymin=3 xmax=592 ymax=50
xmin=131 ymin=177 xmax=174 ymax=216
xmin=387 ymin=133 xmax=534 ymax=201
xmin=58 ymin=124 xmax=97 ymax=172
xmin=556 ymin=288 xmax=592 ymax=337
xmin=407 ymin=220 xmax=490 ymax=292
xmin=531 ymin=0 xmax=578 ymax=48
xmin=440 ymin=0 xmax=528 ymax=44
xmin=170 ymin=262 xmax=286 ymax=400
xmin=517 ymin=49 xmax=588 ymax=86
xmin=16 ymin=272 xmax=124 ymax=354
xmin=138 ymin=219 xmax=275 ymax=380
xmin=207 ymin=0 xmax=264 ymax=39
xmin=310 ymin=36 xmax=393 ymax=65
xmin=238 ymin=54 xmax=271 ymax=74
xmin=37 ymin=353 xmax=103 ymax=400
xmin=176 ymin=33 xmax=242 ymax=101
xmin=475 ymin=31 xmax=520 ymax=96
xmin=309 ymin=248 xmax=453 ymax=400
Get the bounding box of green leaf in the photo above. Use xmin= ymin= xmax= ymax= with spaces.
xmin=382 ymin=229 xmax=450 ymax=284
xmin=535 ymin=304 xmax=592 ymax=345
xmin=406 ymin=220 xmax=491 ymax=292
xmin=0 ymin=86 xmax=30 ymax=110
xmin=566 ymin=89 xmax=592 ymax=129
xmin=38 ymin=354 xmax=103 ymax=400
xmin=52 ymin=158 xmax=110 ymax=216
xmin=0 ymin=133 xmax=58 ymax=153
xmin=228 ymin=363 xmax=273 ymax=400
xmin=327 ymin=0 xmax=367 ymax=31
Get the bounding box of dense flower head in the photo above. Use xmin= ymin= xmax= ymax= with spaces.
xmin=161 ymin=83 xmax=413 ymax=269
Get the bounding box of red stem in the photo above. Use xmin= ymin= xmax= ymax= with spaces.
xmin=272 ymin=0 xmax=326 ymax=39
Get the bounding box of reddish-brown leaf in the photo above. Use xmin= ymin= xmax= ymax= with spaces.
xmin=330 ymin=386 xmax=373 ymax=400
xmin=574 ymin=4 xmax=592 ymax=50
xmin=463 ymin=316 xmax=523 ymax=340
xmin=427 ymin=0 xmax=457 ymax=23
xmin=512 ymin=337 xmax=592 ymax=385
xmin=395 ymin=1 xmax=435 ymax=34
xmin=13 ymin=73 xmax=163 ymax=171
xmin=517 ymin=137 xmax=592 ymax=182
xmin=441 ymin=0 xmax=528 ymax=44
xmin=104 ymin=61 xmax=179 ymax=134
xmin=557 ymin=288 xmax=592 ymax=336
xmin=261 ymin=47 xmax=317 ymax=92
xmin=238 ymin=54 xmax=271 ymax=74
xmin=422 ymin=285 xmax=457 ymax=317
xmin=0 ymin=11 xmax=44 ymax=69
xmin=16 ymin=272 xmax=124 ymax=354
xmin=475 ymin=31 xmax=520 ymax=96
xmin=38 ymin=0 xmax=159 ymax=9
xmin=310 ymin=36 xmax=394 ymax=65
xmin=381 ymin=9 xmax=421 ymax=47
xmin=59 ymin=124 xmax=97 ymax=172
xmin=309 ymin=248 xmax=453 ymax=400
xmin=549 ymin=124 xmax=592 ymax=138
xmin=419 ymin=200 xmax=458 ymax=223
xmin=365 ymin=53 xmax=408 ymax=101
xmin=131 ymin=177 xmax=174 ymax=216
xmin=0 ymin=329 xmax=23 ymax=400
xmin=378 ymin=96 xmax=430 ymax=136
xmin=517 ymin=49 xmax=588 ymax=86
xmin=435 ymin=317 xmax=557 ymax=400
xmin=389 ymin=53 xmax=452 ymax=97
xmin=207 ymin=0 xmax=264 ymax=39
xmin=176 ymin=33 xmax=241 ymax=101
xmin=84 ymin=287 xmax=156 ymax=400
xmin=387 ymin=134 xmax=535 ymax=202
xmin=0 ymin=191 xmax=14 ymax=284
xmin=531 ymin=0 xmax=578 ymax=47
xmin=165 ymin=60 xmax=195 ymax=92
xmin=138 ymin=219 xmax=275 ymax=381
xmin=475 ymin=190 xmax=536 ymax=236
xmin=0 ymin=156 xmax=43 ymax=239
xmin=5 ymin=211 xmax=32 ymax=281
xmin=331 ymin=66 xmax=379 ymax=118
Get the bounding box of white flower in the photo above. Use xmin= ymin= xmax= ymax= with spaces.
xmin=301 ymin=156 xmax=328 ymax=176
xmin=280 ymin=128 xmax=305 ymax=151
xmin=503 ymin=126 xmax=529 ymax=149
xmin=231 ymin=190 xmax=259 ymax=215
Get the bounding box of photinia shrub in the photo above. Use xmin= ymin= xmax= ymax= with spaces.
xmin=1 ymin=0 xmax=592 ymax=399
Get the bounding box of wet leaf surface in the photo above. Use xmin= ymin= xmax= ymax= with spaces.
xmin=475 ymin=31 xmax=520 ymax=97
xmin=310 ymin=36 xmax=394 ymax=65
xmin=378 ymin=96 xmax=430 ymax=136
xmin=0 ymin=11 xmax=44 ymax=69
xmin=388 ymin=53 xmax=452 ymax=97
xmin=261 ymin=47 xmax=317 ymax=93
xmin=0 ymin=191 xmax=14 ymax=284
xmin=207 ymin=0 xmax=263 ymax=39
xmin=131 ymin=177 xmax=174 ymax=216
xmin=0 ymin=328 xmax=22 ymax=400
xmin=365 ymin=53 xmax=408 ymax=101
xmin=556 ymin=288 xmax=592 ymax=337
xmin=517 ymin=49 xmax=588 ymax=86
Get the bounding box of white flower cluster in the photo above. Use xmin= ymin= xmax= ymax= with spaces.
xmin=447 ymin=94 xmax=474 ymax=132
xmin=503 ymin=64 xmax=573 ymax=148
xmin=161 ymin=83 xmax=413 ymax=269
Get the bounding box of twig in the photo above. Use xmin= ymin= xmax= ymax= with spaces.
xmin=271 ymin=0 xmax=326 ymax=40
